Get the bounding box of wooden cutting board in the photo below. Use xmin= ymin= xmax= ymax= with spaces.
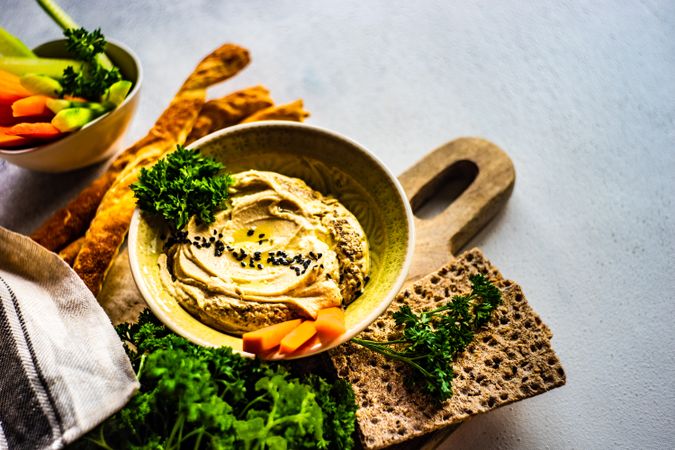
xmin=394 ymin=136 xmax=515 ymax=448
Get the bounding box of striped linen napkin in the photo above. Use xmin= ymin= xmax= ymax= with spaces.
xmin=0 ymin=226 xmax=138 ymax=449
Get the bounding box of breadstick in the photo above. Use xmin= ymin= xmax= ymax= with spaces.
xmin=58 ymin=236 xmax=84 ymax=266
xmin=185 ymin=85 xmax=273 ymax=145
xmin=73 ymin=44 xmax=250 ymax=294
xmin=241 ymin=99 xmax=309 ymax=123
xmin=32 ymin=84 xmax=268 ymax=253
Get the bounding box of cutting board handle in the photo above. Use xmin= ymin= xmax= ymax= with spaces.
xmin=398 ymin=137 xmax=515 ymax=281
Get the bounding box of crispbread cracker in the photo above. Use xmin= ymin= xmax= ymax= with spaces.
xmin=329 ymin=248 xmax=566 ymax=450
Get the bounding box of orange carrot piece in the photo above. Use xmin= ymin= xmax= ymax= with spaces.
xmin=279 ymin=320 xmax=317 ymax=354
xmin=12 ymin=95 xmax=51 ymax=117
xmin=0 ymin=91 xmax=28 ymax=106
xmin=315 ymin=307 xmax=346 ymax=341
xmin=63 ymin=95 xmax=87 ymax=102
xmin=8 ymin=122 xmax=61 ymax=139
xmin=0 ymin=69 xmax=31 ymax=96
xmin=242 ymin=319 xmax=302 ymax=354
xmin=0 ymin=128 xmax=34 ymax=148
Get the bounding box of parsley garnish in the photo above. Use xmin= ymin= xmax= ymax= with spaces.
xmin=76 ymin=310 xmax=357 ymax=449
xmin=352 ymin=274 xmax=502 ymax=401
xmin=131 ymin=145 xmax=233 ymax=230
xmin=61 ymin=27 xmax=122 ymax=99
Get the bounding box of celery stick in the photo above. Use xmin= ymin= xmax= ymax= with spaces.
xmin=36 ymin=0 xmax=115 ymax=69
xmin=46 ymin=98 xmax=108 ymax=114
xmin=102 ymin=80 xmax=132 ymax=106
xmin=36 ymin=0 xmax=78 ymax=31
xmin=20 ymin=74 xmax=62 ymax=96
xmin=52 ymin=107 xmax=105 ymax=132
xmin=0 ymin=57 xmax=83 ymax=77
xmin=0 ymin=27 xmax=36 ymax=57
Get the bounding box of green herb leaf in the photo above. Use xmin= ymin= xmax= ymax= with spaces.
xmin=77 ymin=310 xmax=357 ymax=449
xmin=60 ymin=27 xmax=122 ymax=99
xmin=352 ymin=274 xmax=502 ymax=402
xmin=131 ymin=145 xmax=233 ymax=230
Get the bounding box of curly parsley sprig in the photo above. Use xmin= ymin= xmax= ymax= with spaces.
xmin=131 ymin=145 xmax=233 ymax=230
xmin=75 ymin=310 xmax=358 ymax=450
xmin=61 ymin=27 xmax=122 ymax=99
xmin=352 ymin=274 xmax=502 ymax=401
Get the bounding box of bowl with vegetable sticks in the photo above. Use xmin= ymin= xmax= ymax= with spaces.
xmin=0 ymin=37 xmax=142 ymax=172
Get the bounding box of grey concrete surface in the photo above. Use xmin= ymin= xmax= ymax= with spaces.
xmin=1 ymin=1 xmax=674 ymax=449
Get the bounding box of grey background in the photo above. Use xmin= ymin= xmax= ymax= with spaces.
xmin=1 ymin=1 xmax=674 ymax=448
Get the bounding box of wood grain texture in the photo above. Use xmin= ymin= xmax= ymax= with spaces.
xmin=400 ymin=137 xmax=515 ymax=281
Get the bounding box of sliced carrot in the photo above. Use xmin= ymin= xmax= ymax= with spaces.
xmin=0 ymin=91 xmax=29 ymax=106
xmin=0 ymin=69 xmax=31 ymax=95
xmin=12 ymin=95 xmax=52 ymax=117
xmin=279 ymin=320 xmax=318 ymax=354
xmin=63 ymin=94 xmax=87 ymax=102
xmin=8 ymin=122 xmax=61 ymax=139
xmin=289 ymin=334 xmax=321 ymax=356
xmin=0 ymin=128 xmax=34 ymax=148
xmin=242 ymin=319 xmax=302 ymax=354
xmin=315 ymin=307 xmax=346 ymax=342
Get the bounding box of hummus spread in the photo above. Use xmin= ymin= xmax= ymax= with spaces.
xmin=159 ymin=170 xmax=369 ymax=334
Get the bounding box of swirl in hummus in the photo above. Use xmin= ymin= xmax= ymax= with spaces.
xmin=159 ymin=170 xmax=369 ymax=334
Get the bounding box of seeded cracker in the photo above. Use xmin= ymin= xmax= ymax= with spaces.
xmin=329 ymin=248 xmax=566 ymax=449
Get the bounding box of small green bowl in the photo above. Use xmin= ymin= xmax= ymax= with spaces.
xmin=128 ymin=121 xmax=414 ymax=359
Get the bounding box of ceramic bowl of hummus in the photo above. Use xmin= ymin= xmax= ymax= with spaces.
xmin=128 ymin=121 xmax=414 ymax=358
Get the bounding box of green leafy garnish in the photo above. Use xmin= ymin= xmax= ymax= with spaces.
xmin=76 ymin=310 xmax=357 ymax=449
xmin=60 ymin=27 xmax=122 ymax=99
xmin=131 ymin=145 xmax=233 ymax=230
xmin=352 ymin=274 xmax=502 ymax=401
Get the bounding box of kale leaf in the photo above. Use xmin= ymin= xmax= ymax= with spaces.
xmin=131 ymin=145 xmax=233 ymax=230
xmin=77 ymin=310 xmax=357 ymax=449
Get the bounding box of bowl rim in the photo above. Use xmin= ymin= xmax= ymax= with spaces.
xmin=128 ymin=121 xmax=415 ymax=358
xmin=0 ymin=38 xmax=143 ymax=156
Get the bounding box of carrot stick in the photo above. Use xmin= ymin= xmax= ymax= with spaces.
xmin=12 ymin=95 xmax=52 ymax=117
xmin=242 ymin=319 xmax=302 ymax=354
xmin=315 ymin=307 xmax=346 ymax=341
xmin=279 ymin=320 xmax=318 ymax=354
xmin=7 ymin=122 xmax=61 ymax=139
xmin=0 ymin=127 xmax=34 ymax=148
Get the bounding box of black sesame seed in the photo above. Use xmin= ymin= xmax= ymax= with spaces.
xmin=241 ymin=262 xmax=246 ymax=267
xmin=258 ymin=240 xmax=263 ymax=245
xmin=257 ymin=264 xmax=263 ymax=269
xmin=195 ymin=236 xmax=201 ymax=240
xmin=213 ymin=230 xmax=217 ymax=235
xmin=218 ymin=233 xmax=223 ymax=238
xmin=326 ymin=274 xmax=332 ymax=279
xmin=320 ymin=264 xmax=324 ymax=269
xmin=247 ymin=229 xmax=255 ymax=236
xmin=258 ymin=233 xmax=265 ymax=238
xmin=354 ymin=290 xmax=362 ymax=299
xmin=209 ymin=237 xmax=215 ymax=242
xmin=364 ymin=276 xmax=370 ymax=284
xmin=317 ymin=253 xmax=323 ymax=258
xmin=309 ymin=251 xmax=316 ymax=259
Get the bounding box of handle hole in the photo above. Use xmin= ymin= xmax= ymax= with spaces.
xmin=412 ymin=160 xmax=478 ymax=220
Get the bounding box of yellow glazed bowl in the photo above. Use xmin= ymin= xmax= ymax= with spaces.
xmin=128 ymin=121 xmax=414 ymax=359
xmin=0 ymin=39 xmax=142 ymax=172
